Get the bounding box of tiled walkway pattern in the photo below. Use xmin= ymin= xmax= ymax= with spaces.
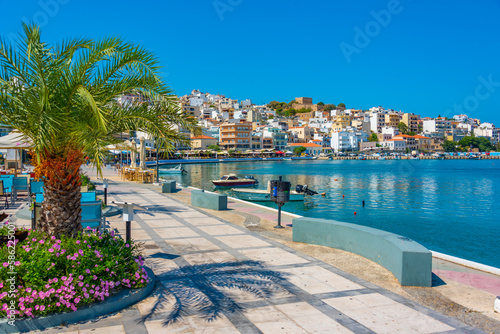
xmin=6 ymin=181 xmax=482 ymax=334
xmin=32 ymin=184 xmax=482 ymax=334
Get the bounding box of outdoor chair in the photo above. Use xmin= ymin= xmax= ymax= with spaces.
xmin=81 ymin=200 xmax=104 ymax=231
xmin=81 ymin=191 xmax=97 ymax=202
xmin=0 ymin=176 xmax=14 ymax=205
xmin=0 ymin=180 xmax=9 ymax=209
xmin=29 ymin=180 xmax=44 ymax=207
xmin=13 ymin=176 xmax=29 ymax=201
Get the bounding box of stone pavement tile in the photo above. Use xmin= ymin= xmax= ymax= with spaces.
xmin=323 ymin=294 xmax=455 ymax=334
xmin=275 ymin=302 xmax=354 ymax=333
xmin=239 ymin=247 xmax=310 ymax=266
xmin=187 ymin=314 xmax=240 ymax=334
xmin=186 ymin=217 xmax=225 ymax=226
xmin=166 ymin=237 xmax=220 ymax=253
xmin=155 ymin=227 xmax=200 ymax=239
xmin=145 ymin=256 xmax=179 ymax=275
xmin=79 ymin=325 xmax=126 ymax=334
xmin=217 ymin=283 xmax=294 ymax=304
xmin=196 ymin=225 xmax=245 ymax=236
xmin=280 ymin=266 xmax=364 ymax=294
xmin=137 ymin=212 xmax=177 ymax=221
xmin=144 ymin=319 xmax=194 ymax=333
xmin=243 ymin=305 xmax=308 ymax=333
xmin=136 ymin=294 xmax=177 ymax=316
xmin=129 ymin=229 xmax=152 ymax=241
xmin=144 ymin=219 xmax=185 ymax=228
xmin=173 ymin=211 xmax=209 ymax=219
xmin=183 ymin=251 xmax=237 ymax=266
xmin=215 ymin=235 xmax=272 ymax=249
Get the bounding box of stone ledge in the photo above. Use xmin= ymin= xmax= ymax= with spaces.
xmin=293 ymin=217 xmax=432 ymax=287
xmin=1 ymin=267 xmax=155 ymax=333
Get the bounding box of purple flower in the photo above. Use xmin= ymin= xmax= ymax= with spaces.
xmin=78 ymin=275 xmax=84 ymax=280
xmin=86 ymin=269 xmax=91 ymax=274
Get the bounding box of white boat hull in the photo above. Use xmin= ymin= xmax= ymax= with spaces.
xmin=232 ymin=189 xmax=305 ymax=202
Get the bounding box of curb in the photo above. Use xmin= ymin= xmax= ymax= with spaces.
xmin=1 ymin=267 xmax=155 ymax=333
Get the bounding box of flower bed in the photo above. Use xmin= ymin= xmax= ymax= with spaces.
xmin=0 ymin=223 xmax=148 ymax=319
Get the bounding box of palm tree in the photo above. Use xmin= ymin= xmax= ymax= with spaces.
xmin=0 ymin=24 xmax=199 ymax=237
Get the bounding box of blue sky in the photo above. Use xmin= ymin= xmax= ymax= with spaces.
xmin=1 ymin=0 xmax=500 ymax=124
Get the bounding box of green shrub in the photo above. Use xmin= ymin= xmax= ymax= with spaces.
xmin=0 ymin=223 xmax=148 ymax=318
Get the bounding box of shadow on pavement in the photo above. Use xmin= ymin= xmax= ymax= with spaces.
xmin=140 ymin=260 xmax=289 ymax=326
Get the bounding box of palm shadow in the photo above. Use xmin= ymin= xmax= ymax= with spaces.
xmin=140 ymin=260 xmax=289 ymax=326
xmin=139 ymin=205 xmax=186 ymax=215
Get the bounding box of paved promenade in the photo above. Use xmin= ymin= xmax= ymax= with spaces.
xmin=5 ymin=167 xmax=497 ymax=333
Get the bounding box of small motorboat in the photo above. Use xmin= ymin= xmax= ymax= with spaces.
xmin=232 ymin=182 xmax=317 ymax=202
xmin=283 ymin=158 xmax=292 ymax=161
xmin=159 ymin=164 xmax=186 ymax=174
xmin=212 ymin=174 xmax=258 ymax=187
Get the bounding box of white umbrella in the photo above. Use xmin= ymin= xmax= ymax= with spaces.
xmin=130 ymin=139 xmax=137 ymax=168
xmin=139 ymin=137 xmax=146 ymax=169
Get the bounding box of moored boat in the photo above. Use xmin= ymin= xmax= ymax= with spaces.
xmin=212 ymin=174 xmax=258 ymax=187
xmin=232 ymin=182 xmax=317 ymax=202
xmin=159 ymin=164 xmax=186 ymax=174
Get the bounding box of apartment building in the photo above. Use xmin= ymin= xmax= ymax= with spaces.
xmin=190 ymin=135 xmax=218 ymax=150
xmin=288 ymin=126 xmax=314 ymax=143
xmin=220 ymin=120 xmax=251 ymax=150
xmin=385 ymin=113 xmax=401 ymax=128
xmin=402 ymin=113 xmax=419 ymax=133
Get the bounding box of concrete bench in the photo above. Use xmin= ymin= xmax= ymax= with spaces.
xmin=191 ymin=189 xmax=227 ymax=211
xmin=161 ymin=180 xmax=176 ymax=193
xmin=292 ymin=217 xmax=432 ymax=287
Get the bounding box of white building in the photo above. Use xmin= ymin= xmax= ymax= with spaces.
xmin=330 ymin=131 xmax=368 ymax=152
xmin=382 ymin=138 xmax=406 ymax=151
xmin=423 ymin=119 xmax=452 ymax=134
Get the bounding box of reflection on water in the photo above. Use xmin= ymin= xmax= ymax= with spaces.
xmin=161 ymin=160 xmax=500 ymax=268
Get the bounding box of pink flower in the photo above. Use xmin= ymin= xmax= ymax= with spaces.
xmin=48 ymin=248 xmax=54 ymax=253
xmin=85 ymin=269 xmax=90 ymax=274
xmin=78 ymin=275 xmax=84 ymax=280
xmin=2 ymin=263 xmax=8 ymax=267
xmin=39 ymin=240 xmax=44 ymax=244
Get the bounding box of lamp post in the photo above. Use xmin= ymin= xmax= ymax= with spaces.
xmin=103 ymin=178 xmax=108 ymax=206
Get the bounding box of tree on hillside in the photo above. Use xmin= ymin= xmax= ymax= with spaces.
xmin=397 ymin=122 xmax=408 ymax=135
xmin=0 ymin=24 xmax=199 ymax=237
xmin=317 ymin=102 xmax=325 ymax=106
xmin=338 ymin=103 xmax=346 ymax=108
xmin=368 ymin=133 xmax=379 ymax=142
xmin=324 ymin=104 xmax=336 ymax=111
xmin=293 ymin=146 xmax=307 ymax=156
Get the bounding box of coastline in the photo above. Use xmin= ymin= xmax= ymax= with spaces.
xmin=146 ymin=154 xmax=500 ymax=166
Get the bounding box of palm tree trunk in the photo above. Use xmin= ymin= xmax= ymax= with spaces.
xmin=36 ymin=150 xmax=84 ymax=238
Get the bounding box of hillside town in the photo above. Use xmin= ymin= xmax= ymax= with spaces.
xmin=161 ymin=89 xmax=500 ymax=156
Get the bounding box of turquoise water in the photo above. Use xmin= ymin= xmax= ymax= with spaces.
xmin=161 ymin=160 xmax=500 ymax=268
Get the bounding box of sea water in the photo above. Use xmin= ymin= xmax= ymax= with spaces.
xmin=161 ymin=159 xmax=500 ymax=268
